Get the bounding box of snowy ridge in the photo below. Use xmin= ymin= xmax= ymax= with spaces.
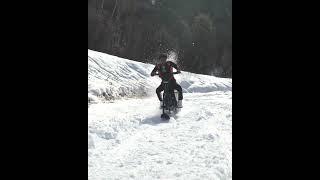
xmin=88 ymin=49 xmax=232 ymax=103
xmin=88 ymin=50 xmax=156 ymax=103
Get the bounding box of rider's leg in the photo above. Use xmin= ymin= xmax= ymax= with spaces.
xmin=156 ymin=84 xmax=164 ymax=101
xmin=174 ymin=83 xmax=183 ymax=100
xmin=173 ymin=83 xmax=183 ymax=108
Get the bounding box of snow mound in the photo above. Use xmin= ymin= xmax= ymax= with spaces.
xmin=88 ymin=50 xmax=158 ymax=103
xmin=88 ymin=50 xmax=232 ymax=103
xmin=175 ymin=72 xmax=232 ymax=93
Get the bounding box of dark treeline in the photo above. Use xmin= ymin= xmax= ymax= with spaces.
xmin=88 ymin=0 xmax=232 ymax=77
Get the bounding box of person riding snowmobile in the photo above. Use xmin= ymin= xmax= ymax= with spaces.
xmin=150 ymin=54 xmax=183 ymax=108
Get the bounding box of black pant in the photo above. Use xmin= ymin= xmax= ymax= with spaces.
xmin=156 ymin=80 xmax=183 ymax=101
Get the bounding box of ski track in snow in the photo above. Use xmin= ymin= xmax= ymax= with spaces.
xmin=88 ymin=91 xmax=232 ymax=180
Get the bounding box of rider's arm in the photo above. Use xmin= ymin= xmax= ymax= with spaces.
xmin=168 ymin=61 xmax=181 ymax=72
xmin=150 ymin=65 xmax=158 ymax=76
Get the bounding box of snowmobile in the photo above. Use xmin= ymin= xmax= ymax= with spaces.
xmin=155 ymin=72 xmax=181 ymax=120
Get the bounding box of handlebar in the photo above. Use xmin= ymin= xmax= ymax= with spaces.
xmin=154 ymin=71 xmax=181 ymax=75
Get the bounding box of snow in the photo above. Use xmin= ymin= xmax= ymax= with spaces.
xmin=88 ymin=49 xmax=232 ymax=180
xmin=88 ymin=49 xmax=231 ymax=103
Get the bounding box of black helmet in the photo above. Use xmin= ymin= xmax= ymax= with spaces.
xmin=158 ymin=53 xmax=168 ymax=59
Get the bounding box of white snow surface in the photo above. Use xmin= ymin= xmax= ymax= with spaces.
xmin=88 ymin=49 xmax=232 ymax=180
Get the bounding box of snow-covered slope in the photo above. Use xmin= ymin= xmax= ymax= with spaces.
xmin=88 ymin=49 xmax=232 ymax=180
xmin=88 ymin=50 xmax=232 ymax=103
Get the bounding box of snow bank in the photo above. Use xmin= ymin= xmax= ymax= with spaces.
xmin=175 ymin=72 xmax=232 ymax=93
xmin=88 ymin=49 xmax=232 ymax=103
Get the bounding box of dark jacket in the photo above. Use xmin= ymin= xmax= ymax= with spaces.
xmin=151 ymin=61 xmax=180 ymax=81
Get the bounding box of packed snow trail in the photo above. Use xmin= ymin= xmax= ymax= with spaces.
xmin=88 ymin=91 xmax=232 ymax=180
